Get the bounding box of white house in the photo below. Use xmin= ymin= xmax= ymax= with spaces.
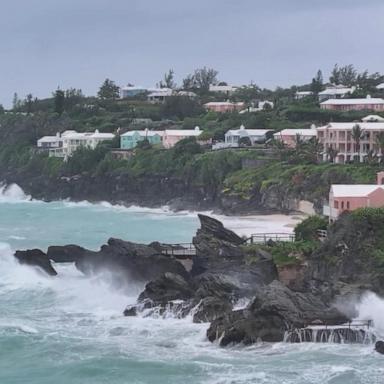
xmin=318 ymin=85 xmax=355 ymax=102
xmin=147 ymin=88 xmax=173 ymax=103
xmin=362 ymin=115 xmax=384 ymax=122
xmin=37 ymin=133 xmax=62 ymax=149
xmin=209 ymin=85 xmax=238 ymax=94
xmin=47 ymin=130 xmax=115 ymax=159
xmin=376 ymin=83 xmax=384 ymax=90
xmin=295 ymin=91 xmax=313 ymax=100
xmin=222 ymin=125 xmax=271 ymax=148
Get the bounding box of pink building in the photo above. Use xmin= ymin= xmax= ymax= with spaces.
xmin=317 ymin=121 xmax=384 ymax=163
xmin=320 ymin=96 xmax=384 ymax=111
xmin=327 ymin=172 xmax=384 ymax=221
xmin=204 ymin=102 xmax=245 ymax=113
xmin=163 ymin=127 xmax=207 ymax=149
xmin=273 ymin=128 xmax=317 ymax=147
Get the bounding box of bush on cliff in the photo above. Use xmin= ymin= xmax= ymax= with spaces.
xmin=294 ymin=215 xmax=328 ymax=242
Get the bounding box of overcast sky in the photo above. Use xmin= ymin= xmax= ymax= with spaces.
xmin=1 ymin=0 xmax=383 ymax=107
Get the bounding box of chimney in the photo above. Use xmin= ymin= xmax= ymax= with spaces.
xmin=377 ymin=171 xmax=384 ymax=185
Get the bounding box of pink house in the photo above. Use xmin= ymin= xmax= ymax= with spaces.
xmin=320 ymin=96 xmax=384 ymax=111
xmin=328 ymin=171 xmax=384 ymax=221
xmin=273 ymin=128 xmax=317 ymax=147
xmin=204 ymin=102 xmax=244 ymax=113
xmin=163 ymin=127 xmax=206 ymax=149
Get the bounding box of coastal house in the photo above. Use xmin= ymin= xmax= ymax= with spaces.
xmin=204 ymin=102 xmax=245 ymax=113
xmin=209 ymin=85 xmax=238 ymax=95
xmin=376 ymin=83 xmax=384 ymax=90
xmin=295 ymin=91 xmax=313 ymax=100
xmin=162 ymin=127 xmax=205 ymax=148
xmin=326 ymin=172 xmax=384 ymax=221
xmin=273 ymin=127 xmax=317 ymax=147
xmin=37 ymin=133 xmax=62 ymax=149
xmin=120 ymin=130 xmax=163 ymax=149
xmin=316 ymin=119 xmax=384 ymax=163
xmin=320 ymin=96 xmax=384 ymax=112
xmin=220 ymin=125 xmax=272 ymax=148
xmin=147 ymin=88 xmax=173 ymax=103
xmin=318 ymin=85 xmax=355 ymax=102
xmin=47 ymin=130 xmax=115 ymax=159
xmin=121 ymin=85 xmax=148 ymax=98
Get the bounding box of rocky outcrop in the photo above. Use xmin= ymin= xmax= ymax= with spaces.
xmin=375 ymin=340 xmax=384 ymax=354
xmin=47 ymin=245 xmax=87 ymax=263
xmin=14 ymin=249 xmax=58 ymax=276
xmin=207 ymin=281 xmax=348 ymax=346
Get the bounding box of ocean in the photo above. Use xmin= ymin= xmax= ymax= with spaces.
xmin=0 ymin=184 xmax=383 ymax=384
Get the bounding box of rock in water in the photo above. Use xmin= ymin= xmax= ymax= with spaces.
xmin=47 ymin=244 xmax=87 ymax=263
xmin=375 ymin=340 xmax=384 ymax=354
xmin=14 ymin=249 xmax=58 ymax=276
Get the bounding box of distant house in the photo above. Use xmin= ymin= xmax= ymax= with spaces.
xmin=316 ymin=119 xmax=384 ymax=163
xmin=209 ymin=85 xmax=238 ymax=95
xmin=47 ymin=130 xmax=115 ymax=159
xmin=320 ymin=96 xmax=384 ymax=111
xmin=295 ymin=91 xmax=313 ymax=100
xmin=163 ymin=127 xmax=205 ymax=148
xmin=362 ymin=115 xmax=384 ymax=122
xmin=376 ymin=83 xmax=384 ymax=90
xmin=273 ymin=128 xmax=317 ymax=147
xmin=121 ymin=85 xmax=148 ymax=98
xmin=204 ymin=102 xmax=244 ymax=113
xmin=147 ymin=88 xmax=173 ymax=103
xmin=120 ymin=130 xmax=163 ymax=149
xmin=220 ymin=125 xmax=272 ymax=148
xmin=318 ymin=85 xmax=355 ymax=102
xmin=37 ymin=133 xmax=62 ymax=149
xmin=326 ymin=172 xmax=384 ymax=221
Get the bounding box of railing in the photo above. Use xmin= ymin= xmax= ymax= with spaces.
xmin=245 ymin=233 xmax=295 ymax=245
xmin=161 ymin=243 xmax=196 ymax=258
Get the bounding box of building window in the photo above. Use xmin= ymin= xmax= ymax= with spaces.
xmin=341 ymin=201 xmax=344 ymax=209
xmin=347 ymin=201 xmax=350 ymax=209
xmin=334 ymin=201 xmax=339 ymax=209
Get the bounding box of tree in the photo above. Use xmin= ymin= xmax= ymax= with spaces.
xmin=193 ymin=67 xmax=218 ymax=91
xmin=375 ymin=132 xmax=384 ymax=163
xmin=54 ymin=89 xmax=65 ymax=115
xmin=326 ymin=146 xmax=338 ymax=163
xmin=329 ymin=64 xmax=357 ymax=86
xmin=182 ymin=74 xmax=195 ymax=90
xmin=25 ymin=93 xmax=34 ymax=114
xmin=0 ymin=104 xmax=4 ymax=114
xmin=159 ymin=69 xmax=176 ymax=89
xmin=12 ymin=92 xmax=22 ymax=110
xmin=351 ymin=124 xmax=364 ymax=161
xmin=310 ymin=70 xmax=323 ymax=94
xmin=97 ymin=79 xmax=120 ymax=99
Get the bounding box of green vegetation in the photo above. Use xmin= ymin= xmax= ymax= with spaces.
xmin=294 ymin=215 xmax=328 ymax=242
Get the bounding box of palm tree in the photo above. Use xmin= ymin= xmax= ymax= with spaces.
xmin=375 ymin=131 xmax=384 ymax=163
xmin=351 ymin=124 xmax=364 ymax=162
xmin=326 ymin=146 xmax=338 ymax=163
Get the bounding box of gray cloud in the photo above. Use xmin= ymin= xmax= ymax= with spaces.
xmin=0 ymin=0 xmax=383 ymax=106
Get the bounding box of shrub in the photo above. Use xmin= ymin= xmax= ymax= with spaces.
xmin=294 ymin=215 xmax=328 ymax=242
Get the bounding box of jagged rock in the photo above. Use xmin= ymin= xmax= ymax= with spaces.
xmin=375 ymin=340 xmax=384 ymax=354
xmin=138 ymin=272 xmax=194 ymax=304
xmin=47 ymin=244 xmax=87 ymax=262
xmin=193 ymin=273 xmax=240 ymax=300
xmin=192 ymin=296 xmax=233 ymax=323
xmin=207 ymin=281 xmax=348 ymax=346
xmin=75 ymin=238 xmax=188 ymax=282
xmin=123 ymin=306 xmax=137 ymax=317
xmin=14 ymin=249 xmax=57 ymax=276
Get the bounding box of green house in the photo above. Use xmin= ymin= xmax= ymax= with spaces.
xmin=120 ymin=130 xmax=163 ymax=149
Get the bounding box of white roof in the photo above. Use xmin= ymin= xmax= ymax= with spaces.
xmin=362 ymin=115 xmax=384 ymax=122
xmin=226 ymin=127 xmax=271 ymax=137
xmin=331 ymin=184 xmax=384 ymax=197
xmin=317 ymin=122 xmax=384 ymax=131
xmin=121 ymin=85 xmax=146 ymax=91
xmin=321 ymin=97 xmax=384 ymax=106
xmin=92 ymin=132 xmax=115 ymax=139
xmin=165 ymin=127 xmax=202 ymax=137
xmin=37 ymin=136 xmax=60 ymax=143
xmin=376 ymin=83 xmax=384 ymax=90
xmin=274 ymin=129 xmax=317 ymax=137
xmin=121 ymin=130 xmax=163 ymax=137
xmin=319 ymin=87 xmax=354 ymax=96
xmin=62 ymin=130 xmax=114 ymax=140
xmin=296 ymin=91 xmax=313 ymax=95
xmin=148 ymin=88 xmax=173 ymax=97
xmin=209 ymin=85 xmax=238 ymax=92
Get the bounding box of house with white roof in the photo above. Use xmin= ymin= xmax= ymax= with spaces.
xmin=163 ymin=127 xmax=207 ymax=148
xmin=120 ymin=129 xmax=163 ymax=149
xmin=204 ymin=102 xmax=245 ymax=113
xmin=220 ymin=125 xmax=272 ymax=148
xmin=362 ymin=115 xmax=384 ymax=122
xmin=121 ymin=85 xmax=148 ymax=98
xmin=295 ymin=91 xmax=313 ymax=100
xmin=46 ymin=130 xmax=115 ymax=159
xmin=318 ymin=85 xmax=355 ymax=102
xmin=209 ymin=85 xmax=238 ymax=95
xmin=37 ymin=133 xmax=62 ymax=149
xmin=273 ymin=128 xmax=317 ymax=147
xmin=316 ymin=119 xmax=384 ymax=163
xmin=376 ymin=83 xmax=384 ymax=90
xmin=320 ymin=96 xmax=384 ymax=112
xmin=147 ymin=88 xmax=173 ymax=103
xmin=326 ymin=171 xmax=384 ymax=221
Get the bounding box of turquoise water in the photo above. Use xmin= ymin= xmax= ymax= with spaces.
xmin=1 ymin=184 xmax=384 ymax=384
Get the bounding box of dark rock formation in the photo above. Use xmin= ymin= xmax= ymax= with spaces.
xmin=14 ymin=249 xmax=58 ymax=276
xmin=207 ymin=281 xmax=348 ymax=346
xmin=192 ymin=296 xmax=233 ymax=323
xmin=375 ymin=340 xmax=384 ymax=354
xmin=75 ymin=238 xmax=188 ymax=282
xmin=47 ymin=245 xmax=87 ymax=263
